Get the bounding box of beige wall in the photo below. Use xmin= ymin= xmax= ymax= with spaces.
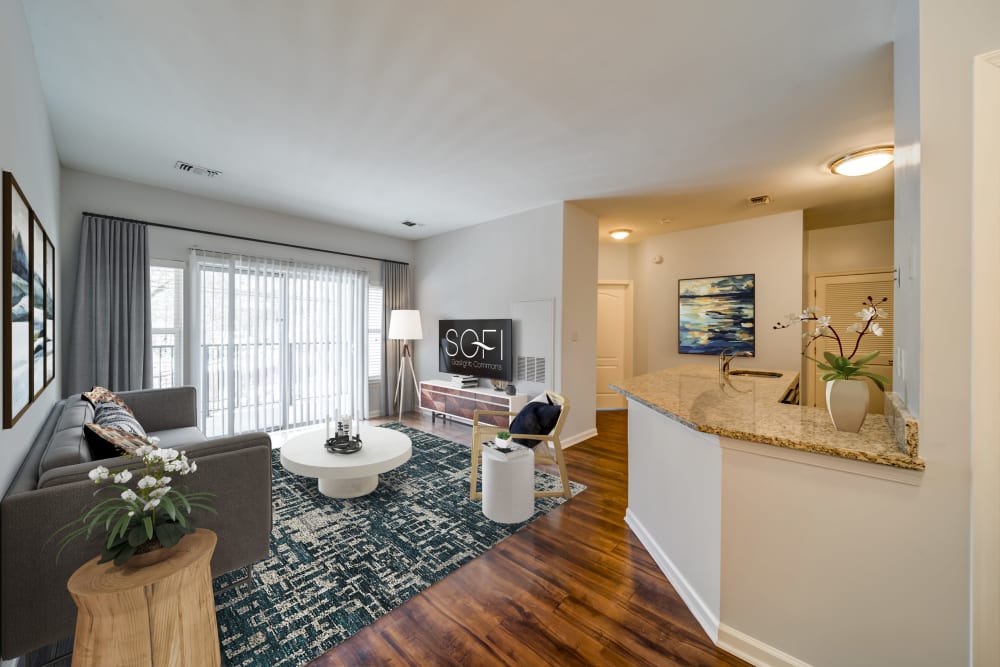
xmin=560 ymin=204 xmax=598 ymax=440
xmin=597 ymin=242 xmax=632 ymax=280
xmin=804 ymin=219 xmax=893 ymax=276
xmin=0 ymin=0 xmax=62 ymax=495
xmin=632 ymin=211 xmax=803 ymax=376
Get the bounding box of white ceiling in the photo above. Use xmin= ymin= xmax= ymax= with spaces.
xmin=23 ymin=0 xmax=897 ymax=241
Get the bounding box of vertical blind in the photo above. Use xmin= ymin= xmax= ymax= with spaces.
xmin=190 ymin=249 xmax=368 ymax=437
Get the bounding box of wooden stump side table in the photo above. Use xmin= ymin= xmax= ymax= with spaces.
xmin=67 ymin=528 xmax=221 ymax=667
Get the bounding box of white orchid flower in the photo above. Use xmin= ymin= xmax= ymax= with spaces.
xmin=151 ymin=448 xmax=179 ymax=462
xmin=113 ymin=470 xmax=133 ymax=484
xmin=127 ymin=510 xmax=135 ymax=517
xmin=121 ymin=489 xmax=138 ymax=502
xmin=149 ymin=486 xmax=171 ymax=498
xmin=156 ymin=476 xmax=172 ymax=487
xmin=870 ymin=322 xmax=884 ymax=336
xmin=88 ymin=466 xmax=110 ymax=483
xmin=187 ymin=461 xmax=197 ymax=474
xmin=134 ymin=444 xmax=153 ymax=457
xmin=846 ymin=322 xmax=864 ymax=333
xmin=816 ymin=315 xmax=832 ymax=328
xmin=143 ymin=498 xmax=161 ymax=511
xmin=137 ymin=475 xmax=158 ymax=489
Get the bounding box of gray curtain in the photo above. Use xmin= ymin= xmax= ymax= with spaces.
xmin=381 ymin=261 xmax=412 ymax=416
xmin=67 ymin=215 xmax=152 ymax=393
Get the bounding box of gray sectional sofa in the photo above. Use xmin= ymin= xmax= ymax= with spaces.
xmin=0 ymin=386 xmax=273 ymax=659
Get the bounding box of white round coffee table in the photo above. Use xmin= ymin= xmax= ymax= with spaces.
xmin=280 ymin=424 xmax=412 ymax=498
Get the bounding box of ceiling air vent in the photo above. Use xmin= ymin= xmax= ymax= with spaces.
xmin=748 ymin=194 xmax=771 ymax=206
xmin=401 ymin=220 xmax=419 ymax=227
xmin=174 ymin=161 xmax=222 ymax=178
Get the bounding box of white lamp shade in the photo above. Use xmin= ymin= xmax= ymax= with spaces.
xmin=388 ymin=309 xmax=423 ymax=340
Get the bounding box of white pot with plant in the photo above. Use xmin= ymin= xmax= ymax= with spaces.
xmin=774 ymin=296 xmax=890 ymax=433
xmin=495 ymin=430 xmax=512 ymax=449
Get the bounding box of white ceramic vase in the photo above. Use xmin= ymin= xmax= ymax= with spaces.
xmin=825 ymin=379 xmax=869 ymax=432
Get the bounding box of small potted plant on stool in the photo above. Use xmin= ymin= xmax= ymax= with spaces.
xmin=495 ymin=430 xmax=512 ymax=451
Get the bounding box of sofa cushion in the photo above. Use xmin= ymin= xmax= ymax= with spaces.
xmin=150 ymin=427 xmax=208 ymax=449
xmin=84 ymin=424 xmax=150 ymax=456
xmin=37 ymin=397 xmax=94 ymax=478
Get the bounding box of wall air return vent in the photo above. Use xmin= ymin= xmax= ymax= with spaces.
xmin=747 ymin=194 xmax=771 ymax=206
xmin=174 ymin=161 xmax=222 ymax=178
xmin=516 ymin=356 xmax=547 ymax=383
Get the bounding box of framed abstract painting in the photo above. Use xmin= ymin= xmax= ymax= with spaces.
xmin=678 ymin=273 xmax=755 ymax=355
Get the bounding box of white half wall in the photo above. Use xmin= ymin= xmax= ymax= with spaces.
xmin=0 ymin=0 xmax=62 ymax=496
xmin=626 ymin=399 xmax=721 ymax=640
xmin=632 ymin=211 xmax=803 ymax=375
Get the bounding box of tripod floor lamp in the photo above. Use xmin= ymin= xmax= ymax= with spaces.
xmin=388 ymin=309 xmax=423 ymax=421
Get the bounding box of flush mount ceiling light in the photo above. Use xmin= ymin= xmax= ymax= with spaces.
xmin=609 ymin=229 xmax=632 ymax=240
xmin=829 ymin=144 xmax=894 ymax=176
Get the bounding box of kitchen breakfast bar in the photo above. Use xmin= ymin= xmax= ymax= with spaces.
xmin=610 ymin=365 xmax=922 ymax=666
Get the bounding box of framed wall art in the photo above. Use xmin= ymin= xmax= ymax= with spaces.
xmin=3 ymin=171 xmax=54 ymax=427
xmin=4 ymin=172 xmax=33 ymax=426
xmin=678 ymin=273 xmax=755 ymax=356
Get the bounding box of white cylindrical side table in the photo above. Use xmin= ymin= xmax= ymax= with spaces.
xmin=481 ymin=445 xmax=534 ymax=523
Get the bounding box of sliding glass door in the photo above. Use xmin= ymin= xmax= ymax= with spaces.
xmin=191 ymin=250 xmax=368 ymax=437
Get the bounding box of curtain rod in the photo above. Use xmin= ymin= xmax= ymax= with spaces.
xmin=82 ymin=211 xmax=410 ymax=266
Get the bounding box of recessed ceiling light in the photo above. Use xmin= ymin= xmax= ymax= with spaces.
xmin=829 ymin=145 xmax=894 ymax=176
xmin=609 ymin=229 xmax=632 ymax=240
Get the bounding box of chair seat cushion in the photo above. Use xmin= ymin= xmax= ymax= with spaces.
xmin=510 ymin=399 xmax=561 ymax=447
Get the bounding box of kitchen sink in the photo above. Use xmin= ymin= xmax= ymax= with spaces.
xmin=729 ymin=370 xmax=783 ymax=378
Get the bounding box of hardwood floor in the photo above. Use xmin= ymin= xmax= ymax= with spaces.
xmin=311 ymin=410 xmax=749 ymax=667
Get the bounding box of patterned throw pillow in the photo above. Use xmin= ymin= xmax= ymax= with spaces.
xmin=82 ymin=386 xmax=135 ymax=415
xmin=93 ymin=401 xmax=147 ymax=437
xmin=84 ymin=423 xmax=151 ymax=456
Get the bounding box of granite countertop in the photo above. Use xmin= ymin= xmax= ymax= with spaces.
xmin=611 ymin=365 xmax=924 ymax=471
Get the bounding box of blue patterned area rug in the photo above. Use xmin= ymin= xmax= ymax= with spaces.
xmin=213 ymin=423 xmax=585 ymax=666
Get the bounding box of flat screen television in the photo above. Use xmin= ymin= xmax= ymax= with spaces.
xmin=438 ymin=318 xmax=513 ymax=381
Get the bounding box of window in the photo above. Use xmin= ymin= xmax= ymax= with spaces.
xmin=191 ymin=250 xmax=368 ymax=437
xmin=150 ymin=262 xmax=184 ymax=388
xmin=368 ymin=285 xmax=383 ymax=381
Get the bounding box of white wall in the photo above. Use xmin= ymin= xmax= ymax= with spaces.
xmin=970 ymin=49 xmax=1000 ymax=667
xmin=804 ymin=219 xmax=893 ymax=276
xmin=893 ymin=1 xmax=921 ymax=415
xmin=912 ymin=1 xmax=1000 ymax=664
xmin=632 ymin=211 xmax=803 ymax=376
xmin=414 ymin=202 xmax=598 ymax=443
xmin=715 ymin=4 xmax=1000 ymax=665
xmin=0 ymin=0 xmax=62 ymax=496
xmin=58 ymin=168 xmax=414 ymax=413
xmin=560 ymin=204 xmax=598 ymax=441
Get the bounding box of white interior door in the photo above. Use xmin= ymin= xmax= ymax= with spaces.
xmin=812 ymin=272 xmax=894 ymax=413
xmin=596 ymin=282 xmax=631 ymax=410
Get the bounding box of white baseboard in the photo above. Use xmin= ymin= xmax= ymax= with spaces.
xmin=624 ymin=508 xmax=719 ymax=643
xmin=717 ymin=624 xmax=814 ymax=667
xmin=561 ymin=427 xmax=597 ymax=448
